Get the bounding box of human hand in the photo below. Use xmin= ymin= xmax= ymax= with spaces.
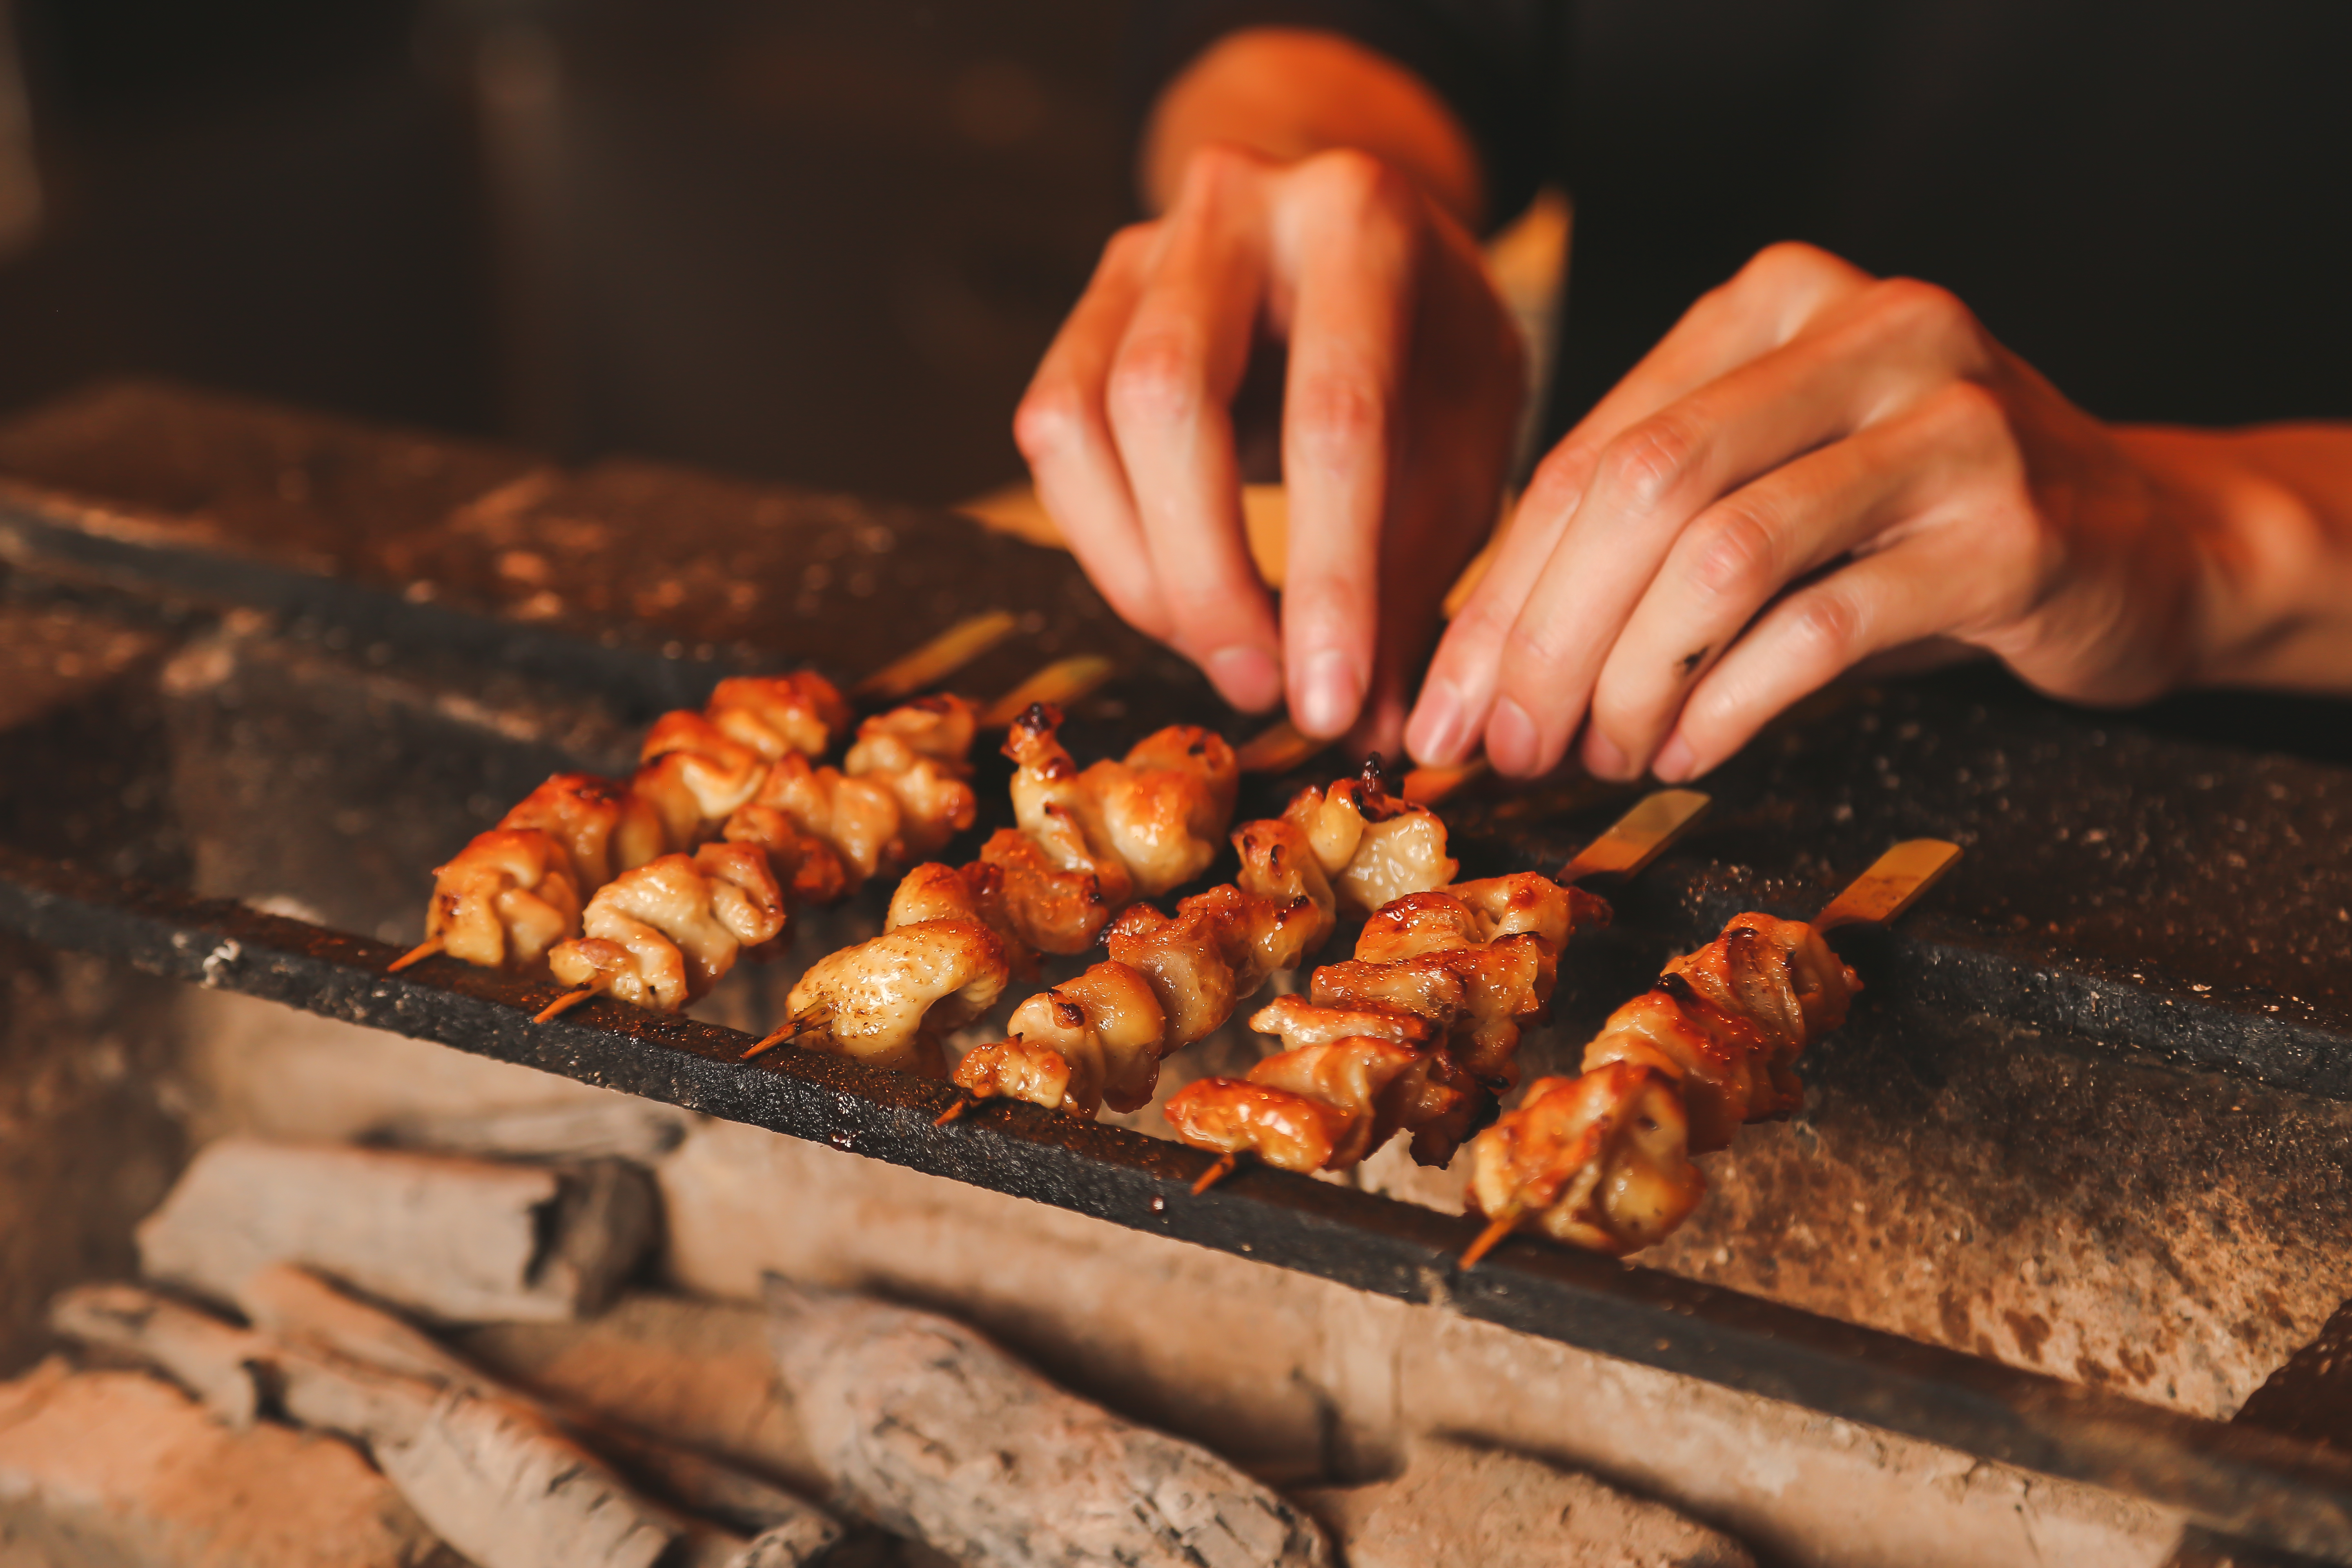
xmin=1014 ymin=141 xmax=1525 ymax=750
xmin=1406 ymin=241 xmax=2238 ymax=781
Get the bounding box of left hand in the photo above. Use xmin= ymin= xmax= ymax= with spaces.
xmin=1404 ymin=241 xmax=2224 ymax=781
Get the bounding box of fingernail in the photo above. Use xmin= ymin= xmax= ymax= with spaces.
xmin=1486 ymin=697 xmax=1543 ymax=777
xmin=1584 ymin=728 xmax=1630 ymax=780
xmin=1293 ymin=649 xmax=1363 ymax=739
xmin=1653 ymin=734 xmax=1696 ymax=781
xmin=1205 ymin=645 xmax=1283 ymax=711
xmin=1405 ymin=677 xmax=1470 ymax=766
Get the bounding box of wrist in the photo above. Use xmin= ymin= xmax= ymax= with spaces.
xmin=2119 ymin=425 xmax=2352 ymax=689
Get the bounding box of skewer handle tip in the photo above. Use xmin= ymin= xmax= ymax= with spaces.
xmin=1558 ymin=788 xmax=1712 ymax=885
xmin=1814 ymin=838 xmax=1963 ymax=930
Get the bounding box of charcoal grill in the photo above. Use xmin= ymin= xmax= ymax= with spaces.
xmin=1 ymin=380 xmax=2348 ymax=1562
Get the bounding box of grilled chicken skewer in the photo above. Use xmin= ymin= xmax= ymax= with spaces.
xmin=1460 ymin=839 xmax=1961 ymax=1266
xmin=1160 ymin=791 xmax=1711 ymax=1187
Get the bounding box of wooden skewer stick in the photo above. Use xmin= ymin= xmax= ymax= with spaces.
xmin=1402 ymin=756 xmax=1489 ymax=805
xmin=531 ymin=985 xmax=599 ymax=1023
xmin=1190 ymin=1153 xmax=1238 ymax=1195
xmin=853 ymin=610 xmax=1021 ymax=703
xmin=1459 ymin=1202 xmax=1526 ymax=1270
xmin=386 ymin=937 xmax=443 ymax=973
xmin=981 ymin=655 xmax=1118 ymax=730
xmin=934 ymin=1095 xmax=972 ymax=1126
xmin=742 ymin=1009 xmax=829 ymax=1060
xmin=1557 ymin=788 xmax=1713 ymax=885
xmin=1234 ymin=718 xmax=1330 ymax=775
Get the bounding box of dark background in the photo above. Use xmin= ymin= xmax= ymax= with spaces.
xmin=0 ymin=0 xmax=1132 ymax=505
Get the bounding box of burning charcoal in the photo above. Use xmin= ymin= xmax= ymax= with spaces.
xmin=133 ymin=1137 xmax=655 ymax=1322
xmin=0 ymin=1358 xmax=460 ymax=1568
xmin=763 ymin=1276 xmax=1332 ymax=1568
xmin=1295 ymin=1437 xmax=1755 ymax=1568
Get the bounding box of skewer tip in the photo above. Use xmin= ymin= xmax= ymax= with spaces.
xmin=386 ymin=937 xmax=443 ymax=973
xmin=531 ymin=987 xmax=597 ymax=1024
xmin=1459 ymin=1209 xmax=1521 ymax=1270
xmin=1189 ymin=1153 xmax=1238 ymax=1195
xmin=934 ymin=1096 xmax=971 ymax=1126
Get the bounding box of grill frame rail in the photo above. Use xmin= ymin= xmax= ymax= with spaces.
xmin=4 ymin=844 xmax=2349 ymax=1562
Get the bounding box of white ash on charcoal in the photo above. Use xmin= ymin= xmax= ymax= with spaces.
xmin=1296 ymin=1436 xmax=1755 ymax=1568
xmin=365 ymin=1099 xmax=696 ymax=1164
xmin=765 ymin=1277 xmax=1332 ymax=1568
xmin=50 ymin=1275 xmax=852 ymax=1568
xmin=0 ymin=1357 xmax=461 ymax=1568
xmin=134 ymin=1136 xmax=656 ymax=1323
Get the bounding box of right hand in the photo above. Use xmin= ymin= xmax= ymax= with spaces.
xmin=1013 ymin=142 xmax=1526 ymax=750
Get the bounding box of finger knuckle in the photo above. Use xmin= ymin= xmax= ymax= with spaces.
xmin=1297 ymin=147 xmax=1414 ymax=217
xmin=1788 ymin=586 xmax=1864 ymax=660
xmin=1871 ymin=276 xmax=1987 ymax=361
xmin=1286 ymin=371 xmax=1387 ymax=469
xmin=1101 ymin=221 xmax=1158 ymax=270
xmin=1596 ymin=412 xmax=1704 ymax=510
xmin=1178 ymin=141 xmax=1264 ymax=199
xmin=1499 ymin=619 xmax=1571 ymax=677
xmin=1012 ymin=382 xmax=1087 ymax=462
xmin=1685 ymin=503 xmax=1780 ymax=602
xmin=1105 ymin=332 xmax=1203 ymax=425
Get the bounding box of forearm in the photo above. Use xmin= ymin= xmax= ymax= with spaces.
xmin=2126 ymin=423 xmax=2352 ymax=690
xmin=1140 ymin=27 xmax=1487 ymax=227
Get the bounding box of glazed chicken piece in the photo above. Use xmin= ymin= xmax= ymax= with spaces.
xmin=1465 ymin=1064 xmax=1707 ymax=1257
xmin=422 ymin=829 xmax=583 ymax=973
xmin=1582 ymin=915 xmax=1858 ymax=1152
xmin=1164 ymin=1036 xmax=1428 ymax=1174
xmin=721 ymin=801 xmax=850 ymax=910
xmin=1280 ymin=758 xmax=1457 ymax=915
xmin=704 ymin=672 xmax=851 ymax=762
xmin=634 ymin=712 xmax=770 ymax=850
xmin=734 ymin=752 xmax=906 ymax=889
xmin=968 ymin=828 xmax=1115 ymax=956
xmin=784 ymin=918 xmax=1010 ymax=1078
xmin=497 ymin=773 xmax=667 ymax=893
xmin=954 ymin=960 xmax=1167 ymax=1116
xmin=545 ymin=842 xmax=786 ymax=1012
xmin=1104 ymin=884 xmax=1321 ymax=1051
xmin=844 ymin=694 xmax=981 ymax=857
xmin=1313 ymin=923 xmax=1550 ymax=1085
xmin=886 ymin=858 xmax=1038 ymax=979
xmin=1004 ymin=704 xmax=1239 ymax=902
xmin=1232 ymin=816 xmax=1338 ymax=952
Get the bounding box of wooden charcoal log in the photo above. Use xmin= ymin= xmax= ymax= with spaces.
xmin=763 ymin=1278 xmax=1331 ymax=1568
xmin=1294 ymin=1437 xmax=1755 ymax=1568
xmin=135 ymin=1137 xmax=655 ymax=1323
xmin=0 ymin=1359 xmax=459 ymax=1568
xmin=49 ymin=1281 xmax=274 ymax=1427
xmin=370 ymin=1100 xmax=694 ymax=1163
xmin=243 ymin=1264 xmax=844 ymax=1561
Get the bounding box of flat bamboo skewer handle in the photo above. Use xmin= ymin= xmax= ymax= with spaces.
xmin=980 ymin=655 xmax=1118 ymax=729
xmin=852 ymin=610 xmax=1020 ymax=702
xmin=1557 ymin=788 xmax=1713 ymax=884
xmin=1814 ymin=839 xmax=1962 ymax=929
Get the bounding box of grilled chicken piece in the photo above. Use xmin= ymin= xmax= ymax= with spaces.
xmin=634 ymin=712 xmax=770 ymax=849
xmin=1241 ymin=995 xmax=1475 ymax=1165
xmin=546 ymin=842 xmax=786 ymax=1011
xmin=1280 ymin=759 xmax=1457 ymax=915
xmin=786 ymin=918 xmax=1010 ymax=1077
xmin=1004 ymin=704 xmax=1239 ymax=903
xmin=1165 ymin=1036 xmax=1426 ymax=1173
xmin=1104 ymin=884 xmax=1321 ymax=1053
xmin=498 ymin=773 xmax=666 ymax=892
xmin=1312 ymin=937 xmax=1548 ymax=1086
xmin=722 ymin=802 xmax=851 ymax=910
xmin=955 ymin=961 xmax=1167 ymax=1116
xmin=704 ymin=672 xmax=851 ymax=761
xmin=738 ymin=752 xmax=906 ymax=889
xmin=424 ymin=829 xmax=583 ymax=973
xmin=886 ymin=858 xmax=1039 ymax=979
xmin=1466 ymin=1064 xmax=1706 ymax=1257
xmin=1232 ymin=817 xmax=1338 ymax=952
xmin=970 ymin=828 xmax=1114 ymax=956
xmin=845 ymin=694 xmax=981 ymax=856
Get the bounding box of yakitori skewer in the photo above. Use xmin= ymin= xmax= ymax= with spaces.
xmin=1458 ymin=837 xmax=1960 ymax=1268
xmin=1162 ymin=788 xmax=1711 ymax=1192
